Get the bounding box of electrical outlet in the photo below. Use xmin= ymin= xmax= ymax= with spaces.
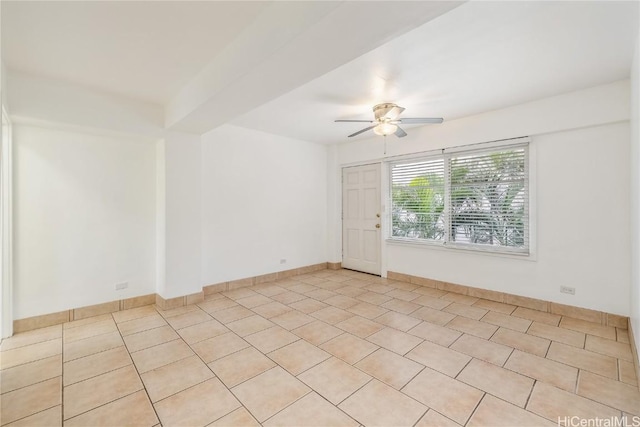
xmin=280 ymin=259 xmax=287 ymax=264
xmin=115 ymin=282 xmax=128 ymax=291
xmin=560 ymin=286 xmax=575 ymax=295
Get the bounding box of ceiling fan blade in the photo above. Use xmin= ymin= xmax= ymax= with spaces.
xmin=394 ymin=126 xmax=407 ymax=138
xmin=384 ymin=106 xmax=405 ymax=120
xmin=348 ymin=125 xmax=376 ymax=138
xmin=335 ymin=119 xmax=374 ymax=123
xmin=398 ymin=117 xmax=444 ymax=124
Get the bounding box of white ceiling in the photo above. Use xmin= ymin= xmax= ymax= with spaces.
xmin=2 ymin=1 xmax=639 ymax=143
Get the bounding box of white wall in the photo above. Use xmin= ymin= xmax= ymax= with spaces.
xmin=14 ymin=124 xmax=157 ymax=318
xmin=332 ymin=80 xmax=631 ymax=315
xmin=201 ymin=124 xmax=327 ymax=285
xmin=630 ymin=32 xmax=640 ymax=350
xmin=161 ymin=132 xmax=202 ymax=298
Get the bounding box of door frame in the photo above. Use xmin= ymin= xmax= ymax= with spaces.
xmin=1 ymin=106 xmax=12 ymax=338
xmin=339 ymin=161 xmax=387 ymax=277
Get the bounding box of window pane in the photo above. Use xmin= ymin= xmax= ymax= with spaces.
xmin=449 ymin=149 xmax=527 ymax=249
xmin=391 ymin=158 xmax=445 ymax=241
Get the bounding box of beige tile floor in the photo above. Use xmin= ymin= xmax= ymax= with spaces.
xmin=1 ymin=269 xmax=639 ymax=426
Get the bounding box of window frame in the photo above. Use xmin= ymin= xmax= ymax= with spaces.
xmin=386 ymin=138 xmax=531 ymax=256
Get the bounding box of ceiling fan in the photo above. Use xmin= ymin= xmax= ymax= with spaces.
xmin=335 ymin=103 xmax=443 ymax=138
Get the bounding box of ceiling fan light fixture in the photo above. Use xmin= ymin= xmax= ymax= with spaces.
xmin=373 ymin=122 xmax=397 ymax=136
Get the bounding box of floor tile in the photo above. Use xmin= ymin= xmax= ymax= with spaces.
xmin=271 ymin=291 xmax=307 ymax=305
xmin=367 ymin=327 xmax=422 ymax=355
xmin=292 ymin=320 xmax=343 ymax=345
xmin=154 ymin=378 xmax=241 ymax=426
xmin=0 ymin=377 xmax=61 ymax=425
xmin=385 ymin=289 xmax=420 ymax=302
xmin=245 ymin=326 xmax=299 ymax=353
xmin=585 ymin=334 xmax=633 ymax=361
xmin=450 ymin=333 xmax=513 ymax=366
xmin=176 ymin=319 xmax=228 ymax=344
xmin=232 ymin=367 xmax=310 ymax=422
xmin=237 ymin=294 xmax=273 ymax=308
xmin=305 ymin=289 xmax=338 ymax=301
xmin=165 ymin=309 xmax=212 ymax=330
xmin=407 ymin=321 xmax=462 ymax=347
xmin=252 ymin=301 xmax=293 ymax=319
xmin=472 ymin=299 xmax=517 ymax=315
xmin=227 ymin=315 xmax=275 ymax=337
xmin=321 ymin=333 xmax=379 ymax=364
xmin=191 ymin=331 xmax=249 ymax=363
xmin=528 ymin=322 xmax=585 ymax=348
xmin=335 ymin=316 xmax=385 ymax=338
xmin=356 ymin=348 xmax=423 ymax=389
xmin=63 ymin=365 xmax=142 ymax=420
xmin=64 ymin=390 xmax=158 ymax=427
xmin=288 ymin=298 xmax=328 ymax=314
xmin=254 ymin=285 xmax=287 ymax=297
xmin=617 ymin=328 xmax=631 ymax=343
xmin=312 ymin=306 xmax=355 ymax=324
xmin=411 ymin=307 xmax=456 ymax=326
xmin=413 ymin=287 xmax=448 ymax=298
xmin=224 ymin=288 xmax=258 ymax=300
xmin=490 ymin=327 xmax=550 ymax=357
xmin=559 ymin=317 xmax=616 ymax=340
xmin=375 ymin=311 xmax=421 ymax=332
xmin=130 ymin=339 xmax=193 ymax=373
xmin=209 ymin=347 xmax=276 ymax=388
xmin=363 ymin=283 xmax=395 ymax=294
xmin=441 ymin=293 xmax=479 ymax=305
xmin=481 ymin=310 xmax=531 ymax=332
xmin=270 ymin=310 xmax=315 ymax=330
xmin=527 ymin=381 xmax=619 ymax=422
xmin=446 ymin=316 xmax=498 ymax=339
xmin=64 ymin=314 xmax=113 ymax=330
xmin=402 ymin=367 xmax=484 ymax=425
xmin=117 ymin=314 xmax=167 ymax=337
xmin=298 ymin=357 xmax=371 ymax=405
xmin=2 ymin=405 xmax=61 ymax=427
xmin=122 ymin=325 xmax=179 ymax=352
xmin=324 ymin=294 xmax=360 ymax=309
xmin=63 ymin=320 xmax=118 ymax=344
xmin=63 ymin=330 xmax=124 ymax=362
xmin=63 ymin=345 xmax=132 ymax=386
xmin=505 ymin=350 xmax=578 ymax=392
xmin=415 ymin=409 xmax=462 ymax=427
xmin=0 ymin=354 xmax=61 ymax=394
xmin=547 ymin=341 xmax=618 ymax=379
xmin=578 ymin=370 xmax=640 ymax=415
xmin=347 ymin=302 xmax=389 ymax=319
xmin=406 ymin=340 xmax=470 ymax=377
xmin=412 ymin=295 xmax=452 ymax=310
xmin=264 ymin=392 xmax=358 ymax=427
xmin=112 ymin=305 xmax=158 ymax=324
xmin=0 ymin=339 xmax=62 ymax=370
xmin=457 ymin=359 xmax=534 ymax=407
xmin=619 ymin=360 xmax=638 ymax=386
xmin=334 ymin=285 xmax=367 ymax=298
xmin=381 ymin=298 xmax=421 ymax=315
xmin=443 ymin=302 xmax=488 ymax=320
xmin=268 ymin=339 xmax=330 ymax=375
xmin=141 ymin=355 xmax=214 ymax=402
xmin=356 ymin=291 xmax=393 ymax=306
xmin=467 ymin=395 xmax=555 ymax=427
xmin=209 ymin=407 xmax=260 ymax=427
xmin=197 ymin=297 xmax=238 ymax=314
xmin=339 ymin=379 xmax=427 ymax=427
xmin=156 ymin=304 xmax=200 ymax=318
xmin=0 ymin=325 xmax=61 ymax=352
xmin=511 ymin=307 xmax=560 ymax=326
xmin=209 ymin=305 xmax=254 ymax=324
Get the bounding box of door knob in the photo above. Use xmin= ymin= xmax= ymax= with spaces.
xmin=375 ymin=224 xmax=381 ymax=229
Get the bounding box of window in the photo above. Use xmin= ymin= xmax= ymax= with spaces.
xmin=389 ymin=140 xmax=529 ymax=254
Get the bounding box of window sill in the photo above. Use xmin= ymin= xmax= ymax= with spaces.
xmin=385 ymin=238 xmax=537 ymax=262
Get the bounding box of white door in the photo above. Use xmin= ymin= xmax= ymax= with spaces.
xmin=342 ymin=164 xmax=381 ymax=275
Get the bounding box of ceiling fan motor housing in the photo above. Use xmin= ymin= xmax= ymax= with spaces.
xmin=373 ymin=103 xmax=404 ymax=121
